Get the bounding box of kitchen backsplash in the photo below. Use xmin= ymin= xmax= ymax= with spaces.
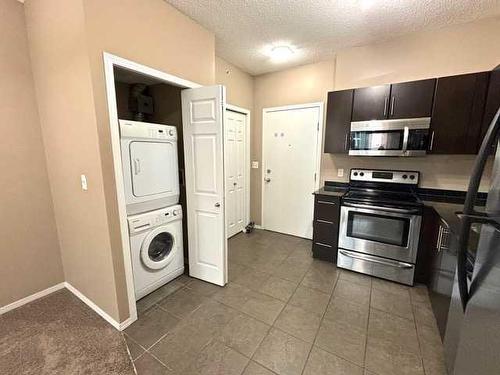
xmin=320 ymin=153 xmax=493 ymax=193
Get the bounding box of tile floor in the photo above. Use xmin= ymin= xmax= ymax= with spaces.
xmin=124 ymin=229 xmax=447 ymax=375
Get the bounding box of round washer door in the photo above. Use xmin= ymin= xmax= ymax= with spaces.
xmin=140 ymin=226 xmax=176 ymax=270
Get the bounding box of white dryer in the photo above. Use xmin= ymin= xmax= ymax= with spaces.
xmin=120 ymin=119 xmax=180 ymax=215
xmin=128 ymin=205 xmax=184 ymax=300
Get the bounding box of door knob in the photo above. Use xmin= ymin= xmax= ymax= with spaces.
xmin=215 ymin=202 xmax=220 ymax=207
xmin=264 ymin=178 xmax=271 ymax=183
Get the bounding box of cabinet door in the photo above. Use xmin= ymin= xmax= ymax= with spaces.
xmin=479 ymin=69 xmax=500 ymax=153
xmin=429 ymin=72 xmax=489 ymax=154
xmin=352 ymin=84 xmax=390 ymax=121
xmin=324 ymin=90 xmax=353 ymax=153
xmin=389 ymin=79 xmax=436 ymax=119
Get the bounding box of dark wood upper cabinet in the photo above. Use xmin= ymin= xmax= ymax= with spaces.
xmin=389 ymin=79 xmax=436 ymax=119
xmin=429 ymin=72 xmax=489 ymax=154
xmin=480 ymin=68 xmax=500 ymax=152
xmin=351 ymin=84 xmax=390 ymax=121
xmin=324 ymin=89 xmax=353 ymax=153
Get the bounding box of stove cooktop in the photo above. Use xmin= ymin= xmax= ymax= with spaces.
xmin=342 ymin=188 xmax=423 ymax=208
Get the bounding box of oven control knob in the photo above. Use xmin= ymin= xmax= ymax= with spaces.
xmin=409 ymin=175 xmax=415 ymax=180
xmin=359 ymin=172 xmax=364 ymax=177
xmin=402 ymin=174 xmax=408 ymax=179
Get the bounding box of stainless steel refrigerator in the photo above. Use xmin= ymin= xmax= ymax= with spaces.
xmin=444 ymin=106 xmax=500 ymax=374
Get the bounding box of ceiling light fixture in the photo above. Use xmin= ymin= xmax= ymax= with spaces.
xmin=360 ymin=0 xmax=375 ymax=11
xmin=268 ymin=45 xmax=295 ymax=63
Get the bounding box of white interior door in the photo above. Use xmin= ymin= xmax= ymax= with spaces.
xmin=262 ymin=105 xmax=321 ymax=239
xmin=182 ymin=85 xmax=227 ymax=286
xmin=225 ymin=109 xmax=247 ymax=238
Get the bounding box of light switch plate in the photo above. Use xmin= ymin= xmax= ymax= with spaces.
xmin=251 ymin=161 xmax=259 ymax=169
xmin=337 ymin=168 xmax=344 ymax=177
xmin=80 ymin=174 xmax=88 ymax=191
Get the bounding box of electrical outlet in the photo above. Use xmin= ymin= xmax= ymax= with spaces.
xmin=337 ymin=168 xmax=344 ymax=177
xmin=80 ymin=174 xmax=88 ymax=191
xmin=251 ymin=161 xmax=259 ymax=169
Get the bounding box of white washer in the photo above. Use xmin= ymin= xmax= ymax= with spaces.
xmin=120 ymin=119 xmax=180 ymax=215
xmin=128 ymin=205 xmax=184 ymax=300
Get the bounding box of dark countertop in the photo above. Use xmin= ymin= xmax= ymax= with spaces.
xmin=313 ymin=186 xmax=348 ymax=197
xmin=422 ymin=200 xmax=464 ymax=236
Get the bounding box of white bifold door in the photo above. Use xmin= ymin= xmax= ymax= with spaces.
xmin=181 ymin=85 xmax=227 ymax=286
xmin=225 ymin=109 xmax=247 ymax=238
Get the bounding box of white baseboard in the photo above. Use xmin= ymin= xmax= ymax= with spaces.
xmin=254 ymin=224 xmax=263 ymax=229
xmin=0 ymin=281 xmax=136 ymax=331
xmin=64 ymin=282 xmax=125 ymax=330
xmin=0 ymin=282 xmax=65 ymax=315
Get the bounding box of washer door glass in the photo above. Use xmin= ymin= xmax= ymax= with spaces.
xmin=141 ymin=230 xmax=175 ymax=270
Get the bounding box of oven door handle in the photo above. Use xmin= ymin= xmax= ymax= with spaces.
xmin=339 ymin=250 xmax=414 ymax=269
xmin=342 ymin=202 xmax=421 ymax=215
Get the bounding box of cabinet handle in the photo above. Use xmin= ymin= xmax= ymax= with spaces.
xmin=390 ymin=97 xmax=395 ymax=116
xmin=344 ymin=133 xmax=349 ymax=151
xmin=316 ymin=219 xmax=334 ymax=224
xmin=436 ymin=226 xmax=443 ymax=252
xmin=429 ymin=131 xmax=435 ymax=151
xmin=315 ymin=242 xmax=332 ymax=248
xmin=317 ymin=200 xmax=335 ymax=205
xmin=383 ymin=97 xmax=389 ymax=116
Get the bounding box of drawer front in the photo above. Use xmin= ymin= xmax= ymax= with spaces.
xmin=312 ymin=242 xmax=336 ymax=262
xmin=313 ymin=221 xmax=337 ymax=246
xmin=314 ymin=195 xmax=340 ymax=222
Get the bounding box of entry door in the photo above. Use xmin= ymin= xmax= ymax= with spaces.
xmin=225 ymin=109 xmax=247 ymax=238
xmin=263 ymin=105 xmax=321 ymax=239
xmin=181 ymin=85 xmax=227 ymax=286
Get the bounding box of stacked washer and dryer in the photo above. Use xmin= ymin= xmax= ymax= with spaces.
xmin=120 ymin=119 xmax=184 ymax=300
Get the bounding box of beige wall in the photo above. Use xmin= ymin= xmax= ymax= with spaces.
xmin=215 ymin=57 xmax=254 ymax=111
xmin=0 ymin=0 xmax=63 ymax=307
xmin=250 ymin=17 xmax=500 ymax=225
xmin=24 ymin=0 xmax=123 ymax=319
xmin=252 ymin=60 xmax=336 ymax=223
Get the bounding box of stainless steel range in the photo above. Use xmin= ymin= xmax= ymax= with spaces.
xmin=337 ymin=169 xmax=423 ymax=285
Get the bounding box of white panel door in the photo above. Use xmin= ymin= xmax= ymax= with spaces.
xmin=262 ymin=106 xmax=320 ymax=239
xmin=182 ymin=85 xmax=227 ymax=286
xmin=225 ymin=110 xmax=247 ymax=238
xmin=129 ymin=141 xmax=175 ymax=197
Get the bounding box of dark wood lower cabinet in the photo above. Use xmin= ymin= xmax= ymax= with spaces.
xmin=312 ymin=194 xmax=340 ymax=262
xmin=415 ymin=206 xmax=440 ymax=284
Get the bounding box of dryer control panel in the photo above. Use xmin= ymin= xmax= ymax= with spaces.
xmin=119 ymin=119 xmax=177 ymax=141
xmin=128 ymin=205 xmax=182 ymax=235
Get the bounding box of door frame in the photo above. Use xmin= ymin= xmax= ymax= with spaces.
xmin=103 ymin=52 xmax=200 ymax=329
xmin=260 ymin=102 xmax=324 ymax=229
xmin=225 ymin=104 xmax=251 ymax=236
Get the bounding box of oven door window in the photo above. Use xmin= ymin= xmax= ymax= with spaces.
xmin=347 ymin=211 xmax=410 ymax=247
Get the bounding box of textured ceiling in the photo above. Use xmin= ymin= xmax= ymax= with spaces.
xmin=165 ymin=0 xmax=500 ymax=75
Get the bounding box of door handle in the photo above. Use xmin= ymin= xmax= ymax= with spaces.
xmin=383 ymin=97 xmax=389 ymax=117
xmin=215 ymin=202 xmax=221 ymax=208
xmin=390 ymin=96 xmax=395 ymax=116
xmin=133 ymin=159 xmax=141 ymax=175
xmin=429 ymin=131 xmax=435 ymax=151
xmin=264 ymin=178 xmax=271 ymax=183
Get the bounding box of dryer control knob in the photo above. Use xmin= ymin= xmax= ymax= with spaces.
xmin=173 ymin=210 xmax=178 ymax=216
xmin=169 ymin=129 xmax=175 ymax=136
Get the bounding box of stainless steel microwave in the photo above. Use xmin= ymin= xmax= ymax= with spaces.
xmin=349 ymin=117 xmax=431 ymax=157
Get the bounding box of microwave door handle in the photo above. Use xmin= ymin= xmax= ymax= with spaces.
xmin=402 ymin=126 xmax=409 ymax=154
xmin=457 ymin=106 xmax=500 ymax=311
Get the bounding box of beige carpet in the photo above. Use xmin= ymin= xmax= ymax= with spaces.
xmin=0 ymin=289 xmax=135 ymax=374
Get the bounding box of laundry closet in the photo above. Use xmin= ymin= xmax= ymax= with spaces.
xmin=111 ymin=65 xmax=243 ymax=309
